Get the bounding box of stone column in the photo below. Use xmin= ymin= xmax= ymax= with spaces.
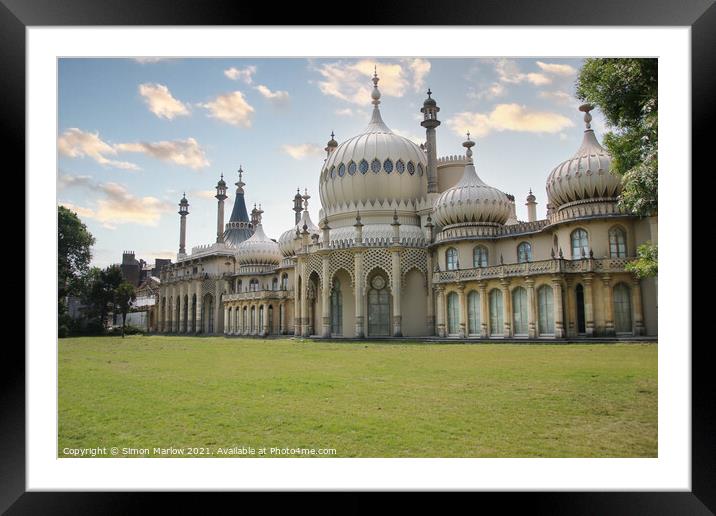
xmin=294 ymin=259 xmax=301 ymax=336
xmin=435 ymin=285 xmax=446 ymax=337
xmin=631 ymin=277 xmax=645 ymax=336
xmin=457 ymin=283 xmax=467 ymax=339
xmin=195 ymin=284 xmax=203 ymax=334
xmin=263 ymin=303 xmax=270 ymax=336
xmin=565 ymin=277 xmax=577 ymax=338
xmin=321 ymin=254 xmax=331 ymax=338
xmin=214 ymin=280 xmax=224 ymax=335
xmin=582 ymin=273 xmax=595 ymax=337
xmin=500 ymin=279 xmax=511 ymax=338
xmin=426 ymin=251 xmax=435 ymax=335
xmin=391 ymin=249 xmax=402 ymax=337
xmin=280 ymin=301 xmax=287 ymax=335
xmin=354 ymin=251 xmax=365 ymax=338
xmin=525 ymin=278 xmax=537 ymax=339
xmin=179 ymin=284 xmax=186 ymax=333
xmin=478 ymin=282 xmax=488 ymax=338
xmin=602 ymin=274 xmax=615 ymax=336
xmin=224 ymin=305 xmax=229 ymax=335
xmin=552 ymin=276 xmax=565 ymax=338
xmin=300 ymin=261 xmax=310 ymax=337
xmin=172 ymin=286 xmax=178 ymax=332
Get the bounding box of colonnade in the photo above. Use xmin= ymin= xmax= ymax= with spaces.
xmin=223 ymin=300 xmax=290 ymax=336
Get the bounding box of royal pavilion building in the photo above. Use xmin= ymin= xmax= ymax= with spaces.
xmin=157 ymin=71 xmax=657 ymax=340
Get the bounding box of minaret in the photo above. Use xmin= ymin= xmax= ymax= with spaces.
xmin=215 ymin=174 xmax=227 ymax=244
xmin=526 ymin=189 xmax=537 ymax=222
xmin=223 ymin=166 xmax=254 ymax=246
xmin=250 ymin=204 xmax=260 ymax=227
xmin=324 ymin=131 xmax=338 ymax=158
xmin=256 ymin=203 xmax=264 ymax=225
xmin=420 ymin=88 xmax=441 ymax=194
xmin=293 ymin=188 xmax=303 ymax=225
xmin=178 ymin=193 xmax=189 ymax=257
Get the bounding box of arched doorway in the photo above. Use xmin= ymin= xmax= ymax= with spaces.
xmin=614 ymin=283 xmax=633 ymax=334
xmin=467 ymin=290 xmax=480 ymax=336
xmin=447 ymin=291 xmax=460 ymax=336
xmin=331 ymin=279 xmax=343 ymax=336
xmin=537 ymin=285 xmax=554 ymax=336
xmin=512 ymin=287 xmax=528 ymax=337
xmin=190 ymin=294 xmax=196 ymax=332
xmin=367 ymin=272 xmax=390 ymax=336
xmin=575 ymin=284 xmax=586 ymax=334
xmin=489 ymin=289 xmax=503 ymax=337
xmin=202 ymin=293 xmax=214 ymax=334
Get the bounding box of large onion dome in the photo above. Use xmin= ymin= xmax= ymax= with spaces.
xmin=433 ymin=134 xmax=511 ymax=228
xmin=235 ymin=223 xmax=281 ymax=267
xmin=278 ymin=207 xmax=319 ymax=257
xmin=318 ymin=70 xmax=427 ymax=222
xmin=546 ymin=104 xmax=621 ymax=210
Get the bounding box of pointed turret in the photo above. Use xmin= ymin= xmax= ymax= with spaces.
xmin=223 ymin=166 xmax=254 ymax=247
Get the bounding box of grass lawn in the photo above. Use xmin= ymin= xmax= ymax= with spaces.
xmin=58 ymin=336 xmax=657 ymax=458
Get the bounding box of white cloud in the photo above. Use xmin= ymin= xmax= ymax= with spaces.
xmin=59 ymin=178 xmax=173 ymax=228
xmin=58 ymin=128 xmax=139 ymax=170
xmin=468 ymin=82 xmax=506 ymax=101
xmin=190 ymin=189 xmax=218 ymax=200
xmin=255 ymin=84 xmax=290 ymax=105
xmin=392 ymin=128 xmax=424 ymax=146
xmin=494 ymin=59 xmax=551 ymax=86
xmin=224 ymin=65 xmax=257 ymax=84
xmin=446 ymin=103 xmax=574 ymax=138
xmin=201 ymin=91 xmax=255 ymax=127
xmin=138 ymin=83 xmax=190 ymax=120
xmin=114 ymin=138 xmax=209 ymax=170
xmin=335 ymin=108 xmax=354 ymax=116
xmin=314 ymin=58 xmax=431 ymax=105
xmin=539 ymin=90 xmax=575 ymax=105
xmin=281 ymin=143 xmax=323 ymax=160
xmin=536 ymin=61 xmax=577 ymax=76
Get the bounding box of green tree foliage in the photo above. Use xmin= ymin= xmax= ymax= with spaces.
xmin=83 ymin=265 xmax=124 ymax=331
xmin=115 ymin=282 xmax=137 ymax=338
xmin=625 ymin=242 xmax=658 ymax=279
xmin=58 ymin=206 xmax=95 ymax=337
xmin=576 ymin=58 xmax=657 ymax=217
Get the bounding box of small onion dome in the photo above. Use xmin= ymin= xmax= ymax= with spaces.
xmin=235 ymin=224 xmax=281 ymax=266
xmin=423 ymin=88 xmax=437 ymax=107
xmin=546 ymin=104 xmax=621 ymax=210
xmin=278 ymin=209 xmax=319 ymax=257
xmin=526 ymin=189 xmax=536 ymax=203
xmin=433 ymin=136 xmax=511 ymax=227
xmin=217 ymin=174 xmax=227 ymax=188
xmin=325 ymin=131 xmax=338 ymax=151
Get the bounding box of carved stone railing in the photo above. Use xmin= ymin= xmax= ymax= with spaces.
xmin=223 ymin=290 xmax=293 ymax=302
xmin=433 ymin=257 xmax=634 ymax=283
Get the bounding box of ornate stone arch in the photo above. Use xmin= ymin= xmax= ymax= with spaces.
xmin=329 ymin=250 xmax=355 ymax=287
xmin=361 ymin=248 xmax=393 ymax=288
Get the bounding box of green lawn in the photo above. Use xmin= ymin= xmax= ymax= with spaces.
xmin=58 ymin=336 xmax=657 ymax=458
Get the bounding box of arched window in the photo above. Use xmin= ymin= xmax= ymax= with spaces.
xmin=517 ymin=242 xmax=532 ymax=263
xmin=537 ymin=285 xmax=554 ymax=335
xmin=446 ymin=248 xmax=459 ymax=270
xmin=473 ymin=246 xmax=488 ymax=268
xmin=272 ymin=277 xmax=279 ymax=290
xmin=331 ymin=279 xmax=343 ymax=335
xmin=571 ymin=229 xmax=589 ymax=259
xmin=489 ymin=289 xmax=503 ymax=336
xmin=237 ymin=279 xmax=242 ymax=293
xmin=250 ymin=306 xmax=256 ymax=333
xmin=258 ymin=305 xmax=264 ymax=333
xmin=447 ymin=292 xmax=460 ymax=335
xmin=512 ymin=287 xmax=528 ymax=336
xmin=250 ymin=279 xmax=259 ymax=291
xmin=609 ymin=227 xmax=627 ymax=258
xmin=467 ymin=291 xmax=481 ymax=336
xmin=614 ymin=283 xmax=633 ymax=334
xmin=281 ymin=274 xmax=288 ymax=290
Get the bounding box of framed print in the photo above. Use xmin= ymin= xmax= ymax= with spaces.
xmin=6 ymin=0 xmax=712 ymax=512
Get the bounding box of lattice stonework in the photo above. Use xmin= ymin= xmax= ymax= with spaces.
xmin=201 ymin=279 xmax=216 ymax=297
xmin=362 ymin=248 xmax=393 ymax=288
xmin=305 ymin=253 xmax=324 ymax=288
xmin=400 ymin=248 xmax=428 ymax=287
xmin=329 ymin=250 xmax=355 ymax=288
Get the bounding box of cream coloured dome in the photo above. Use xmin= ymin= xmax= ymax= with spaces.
xmin=235 ymin=223 xmax=281 ymax=266
xmin=318 ymin=73 xmax=427 ymax=222
xmin=278 ymin=209 xmax=319 ymax=257
xmin=433 ymin=137 xmax=511 ymax=228
xmin=546 ymin=105 xmax=621 ymax=210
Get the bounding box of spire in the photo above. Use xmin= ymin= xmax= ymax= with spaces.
xmin=293 ymin=187 xmax=303 ymax=225
xmin=302 ymin=188 xmax=310 ymax=211
xmin=462 ymin=131 xmax=475 ymax=161
xmin=371 ymin=66 xmax=381 ymax=106
xmin=364 ymin=68 xmax=391 ymax=133
xmin=579 ymin=103 xmax=594 ymax=130
xmin=236 ymin=165 xmax=245 ymax=193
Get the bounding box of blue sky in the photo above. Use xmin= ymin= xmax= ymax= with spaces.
xmin=57 ymin=57 xmax=606 ymax=268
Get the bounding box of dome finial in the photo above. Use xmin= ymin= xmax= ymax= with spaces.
xmin=462 ymin=130 xmax=475 ymax=161
xmin=371 ymin=66 xmax=381 ymax=106
xmin=427 ymin=88 xmax=432 ymax=98
xmin=579 ymin=103 xmax=594 ymax=130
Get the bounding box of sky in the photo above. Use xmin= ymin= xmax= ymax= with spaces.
xmin=57 ymin=57 xmax=608 ymax=268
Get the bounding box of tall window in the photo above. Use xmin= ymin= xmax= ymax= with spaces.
xmin=281 ymin=274 xmax=288 ymax=290
xmin=613 ymin=283 xmax=633 ymax=334
xmin=237 ymin=279 xmax=242 ymax=292
xmin=571 ymin=229 xmax=589 ymax=258
xmin=512 ymin=287 xmax=528 ymax=336
xmin=489 ymin=289 xmax=503 ymax=336
xmin=272 ymin=277 xmax=279 ymax=290
xmin=468 ymin=291 xmax=481 ymax=335
xmin=250 ymin=279 xmax=259 ymax=291
xmin=331 ymin=280 xmax=343 ymax=335
xmin=258 ymin=306 xmax=264 ymax=332
xmin=537 ymin=285 xmax=554 ymax=335
xmin=473 ymin=246 xmax=488 ymax=268
xmin=517 ymin=242 xmax=532 ymax=263
xmin=447 ymin=292 xmax=460 ymax=335
xmin=609 ymin=227 xmax=627 ymax=258
xmin=446 ymin=248 xmax=459 ymax=270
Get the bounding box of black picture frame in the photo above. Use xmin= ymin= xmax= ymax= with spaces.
xmin=6 ymin=0 xmax=709 ymax=512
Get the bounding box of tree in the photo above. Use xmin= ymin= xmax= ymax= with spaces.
xmin=84 ymin=265 xmax=123 ymax=331
xmin=58 ymin=206 xmax=95 ymax=298
xmin=115 ymin=282 xmax=137 ymax=338
xmin=576 ymin=58 xmax=658 ymax=277
xmin=576 ymin=58 xmax=657 ymax=217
